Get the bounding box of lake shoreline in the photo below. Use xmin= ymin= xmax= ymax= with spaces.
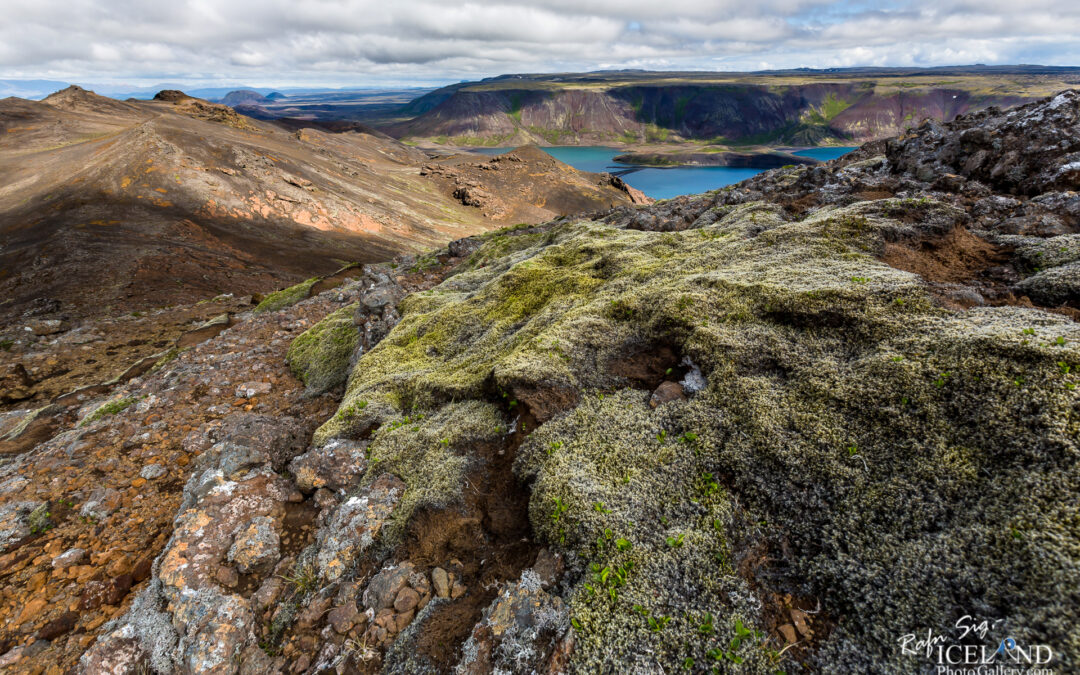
xmin=455 ymin=145 xmax=856 ymax=200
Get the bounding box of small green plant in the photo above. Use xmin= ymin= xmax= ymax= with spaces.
xmin=709 ymin=619 xmax=764 ymax=664
xmin=699 ymin=612 xmax=715 ymax=635
xmin=279 ymin=563 xmax=319 ymax=594
xmin=850 ymin=276 xmax=869 ymax=284
xmin=593 ymin=502 xmax=612 ymax=514
xmin=847 ymin=443 xmax=858 ymax=456
xmin=547 ymin=440 xmax=563 ymax=456
xmin=682 ymin=657 xmax=695 ymax=670
xmin=571 ymin=617 xmax=583 ymax=630
xmin=934 ymin=372 xmax=950 ymax=388
xmin=647 ymin=614 xmax=671 ymax=632
xmin=656 ymin=430 xmax=668 ymax=443
xmin=616 ymin=537 xmax=632 ymax=551
xmin=258 ymin=640 xmax=280 ymax=658
xmin=589 ymin=560 xmax=634 ymax=601
xmin=1056 ymin=336 xmax=1066 ymax=346
xmin=0 ymin=338 xmax=13 ymax=351
xmin=666 ymin=533 xmax=685 ymax=548
xmin=1022 ymin=327 xmax=1036 ymax=336
xmin=551 ymin=498 xmax=569 ymax=523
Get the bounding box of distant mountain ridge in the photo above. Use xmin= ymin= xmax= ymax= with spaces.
xmin=386 ymin=66 xmax=1080 ymax=147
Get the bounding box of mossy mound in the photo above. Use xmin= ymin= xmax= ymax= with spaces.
xmin=317 ymin=199 xmax=1080 ymax=672
xmin=286 ymin=304 xmax=361 ymax=395
xmin=253 ymin=277 xmax=319 ymax=314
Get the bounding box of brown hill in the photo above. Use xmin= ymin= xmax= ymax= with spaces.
xmin=420 ymin=144 xmax=651 ymax=222
xmin=0 ymin=90 xmax=646 ymax=322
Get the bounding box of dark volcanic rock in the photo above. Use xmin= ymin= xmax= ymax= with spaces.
xmin=886 ymin=90 xmax=1080 ymax=195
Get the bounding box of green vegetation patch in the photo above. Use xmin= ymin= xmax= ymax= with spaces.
xmin=253 ymin=277 xmax=319 ymax=314
xmin=81 ymin=396 xmax=138 ymax=426
xmin=287 ymin=303 xmax=361 ymax=395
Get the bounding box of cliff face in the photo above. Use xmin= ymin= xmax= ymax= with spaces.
xmin=392 ymin=81 xmax=1034 ymax=146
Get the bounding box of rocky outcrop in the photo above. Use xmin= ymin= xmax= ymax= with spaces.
xmin=80 ymin=414 xmax=303 ymax=673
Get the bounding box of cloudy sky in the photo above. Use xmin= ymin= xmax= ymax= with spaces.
xmin=2 ymin=0 xmax=1079 ymax=89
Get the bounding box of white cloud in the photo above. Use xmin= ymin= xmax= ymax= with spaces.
xmin=0 ymin=0 xmax=1076 ymax=87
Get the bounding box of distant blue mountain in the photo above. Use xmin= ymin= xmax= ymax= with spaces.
xmin=0 ymin=79 xmax=73 ymax=100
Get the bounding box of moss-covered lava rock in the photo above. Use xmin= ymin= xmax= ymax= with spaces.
xmin=315 ymin=195 xmax=1080 ymax=672
xmin=286 ymin=303 xmax=361 ymax=395
xmin=254 ymin=277 xmax=319 ymax=314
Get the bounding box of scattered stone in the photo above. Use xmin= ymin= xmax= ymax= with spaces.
xmin=51 ymin=547 xmax=86 ymax=570
xmin=215 ymin=565 xmax=239 ymax=588
xmin=315 ymin=474 xmax=405 ymax=581
xmin=457 ymin=570 xmax=569 ymax=674
xmin=431 ymin=567 xmax=450 ymax=599
xmin=649 ymin=380 xmax=686 ymax=408
xmin=27 ymin=319 xmax=67 ymax=336
xmin=227 ymin=515 xmax=281 ymax=574
xmin=235 ymin=381 xmax=272 ymax=398
xmin=779 ymin=624 xmax=799 ymax=644
xmin=790 ymin=607 xmax=813 ymax=638
xmin=139 ymin=463 xmax=166 ymax=480
xmin=531 ymin=548 xmax=564 ymax=589
xmin=0 ymin=500 xmax=43 ymax=548
xmin=79 ymin=488 xmax=121 ymax=522
xmin=288 ymin=439 xmax=368 ymax=493
xmin=297 ymin=595 xmax=332 ymax=629
xmin=36 ymin=611 xmax=79 ymax=640
xmin=327 ymin=602 xmax=359 ymax=634
xmin=364 ymin=562 xmax=415 ymax=611
xmin=448 ymin=236 xmax=482 ymax=258
xmin=80 ymin=575 xmax=132 ymax=610
xmin=393 ymin=587 xmax=420 ymax=613
xmin=678 ymin=357 xmax=707 ymax=394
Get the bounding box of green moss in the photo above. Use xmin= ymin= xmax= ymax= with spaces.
xmin=81 ymin=396 xmax=138 ymax=426
xmin=28 ymin=503 xmax=52 ymax=534
xmin=360 ymin=401 xmax=505 ymax=550
xmin=254 ymin=277 xmax=319 ymax=314
xmin=286 ymin=303 xmax=361 ymax=395
xmin=315 ymin=197 xmax=1080 ymax=671
xmin=151 ymin=346 xmax=185 ymax=372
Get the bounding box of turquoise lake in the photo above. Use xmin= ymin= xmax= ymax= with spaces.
xmin=472 ymin=146 xmax=856 ymax=200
